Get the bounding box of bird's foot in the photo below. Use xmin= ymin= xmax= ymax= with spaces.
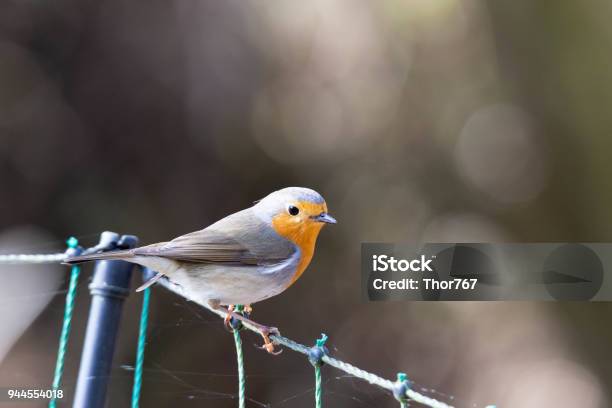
xmin=221 ymin=306 xmax=281 ymax=354
xmin=224 ymin=304 xmax=253 ymax=332
xmin=257 ymin=327 xmax=282 ymax=355
xmin=223 ymin=305 xmax=235 ymax=331
xmin=207 ymin=300 xmax=251 ymax=332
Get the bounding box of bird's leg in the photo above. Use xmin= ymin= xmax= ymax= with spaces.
xmin=221 ymin=306 xmax=282 ymax=355
xmin=207 ymin=300 xmax=241 ymax=332
xmin=224 ymin=304 xmax=235 ymax=331
xmin=258 ymin=329 xmax=282 ymax=355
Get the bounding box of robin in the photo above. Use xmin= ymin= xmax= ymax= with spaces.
xmin=66 ymin=187 xmax=336 ymax=353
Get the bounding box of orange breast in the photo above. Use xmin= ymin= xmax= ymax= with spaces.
xmin=271 ymin=201 xmax=326 ymax=287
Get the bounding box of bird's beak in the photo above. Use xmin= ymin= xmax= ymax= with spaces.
xmin=313 ymin=212 xmax=337 ymax=224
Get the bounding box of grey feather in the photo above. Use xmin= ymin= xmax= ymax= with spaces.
xmin=65 ymin=208 xmax=296 ymax=267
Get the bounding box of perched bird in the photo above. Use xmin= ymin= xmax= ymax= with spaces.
xmin=65 ymin=187 xmax=336 ymax=352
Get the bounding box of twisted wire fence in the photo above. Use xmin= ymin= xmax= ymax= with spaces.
xmin=0 ymin=240 xmax=80 ymax=408
xmin=0 ymin=237 xmax=496 ymax=408
xmin=157 ymin=276 xmax=453 ymax=408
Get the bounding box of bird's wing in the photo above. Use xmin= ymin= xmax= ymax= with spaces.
xmin=66 ymin=208 xmax=295 ymax=267
xmin=133 ymin=228 xmax=286 ymax=266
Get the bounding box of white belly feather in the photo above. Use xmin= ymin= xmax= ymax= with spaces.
xmin=130 ymin=248 xmax=301 ymax=305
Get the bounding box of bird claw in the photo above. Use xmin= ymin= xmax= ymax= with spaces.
xmin=258 ymin=342 xmax=282 ymax=355
xmin=223 ymin=304 xmax=254 ymax=332
xmin=222 ymin=306 xmax=282 ymax=354
xmin=258 ymin=331 xmax=282 ymax=355
xmin=223 ymin=305 xmax=236 ymax=332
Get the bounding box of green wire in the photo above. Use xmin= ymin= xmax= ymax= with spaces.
xmin=233 ymin=328 xmax=246 ymax=408
xmin=232 ymin=305 xmax=246 ymax=408
xmin=314 ymin=365 xmax=322 ymax=408
xmin=311 ymin=333 xmax=327 ymax=408
xmin=131 ymin=287 xmax=151 ymax=408
xmin=49 ymin=237 xmax=80 ymax=408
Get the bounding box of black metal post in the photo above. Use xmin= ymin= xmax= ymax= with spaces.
xmin=72 ymin=231 xmax=138 ymax=408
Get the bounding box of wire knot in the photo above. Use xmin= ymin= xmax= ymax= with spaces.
xmin=64 ymin=237 xmax=83 ymax=258
xmin=393 ymin=372 xmax=412 ymax=404
xmin=229 ymin=305 xmax=247 ymax=331
xmin=308 ymin=333 xmax=329 ymax=367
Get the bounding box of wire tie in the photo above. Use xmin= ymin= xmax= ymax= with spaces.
xmin=393 ymin=372 xmax=412 ymax=406
xmin=308 ymin=333 xmax=329 ymax=367
xmin=230 ymin=304 xmax=245 ymax=331
xmin=64 ymin=236 xmax=83 ymax=258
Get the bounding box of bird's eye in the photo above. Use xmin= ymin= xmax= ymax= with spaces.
xmin=288 ymin=205 xmax=300 ymax=216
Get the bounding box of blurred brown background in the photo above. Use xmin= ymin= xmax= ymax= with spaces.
xmin=1 ymin=1 xmax=612 ymax=407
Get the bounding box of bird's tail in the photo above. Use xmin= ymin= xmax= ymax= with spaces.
xmin=65 ymin=250 xmax=165 ymax=292
xmin=63 ymin=250 xmax=134 ymax=265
